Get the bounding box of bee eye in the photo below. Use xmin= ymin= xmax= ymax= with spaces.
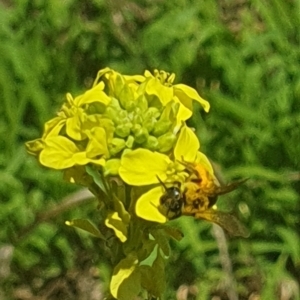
xmin=174 ymin=189 xmax=181 ymax=199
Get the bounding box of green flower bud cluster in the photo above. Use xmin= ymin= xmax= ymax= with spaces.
xmin=103 ymin=93 xmax=178 ymax=155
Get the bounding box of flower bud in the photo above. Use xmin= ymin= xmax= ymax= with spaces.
xmin=123 ymin=100 xmax=136 ymax=112
xmin=143 ymin=107 xmax=160 ymax=132
xmin=143 ymin=117 xmax=157 ymax=133
xmin=132 ymin=114 xmax=143 ymax=126
xmin=136 ymin=94 xmax=148 ymax=112
xmin=104 ymin=158 xmax=121 ymax=176
xmin=145 ymin=107 xmax=160 ymax=119
xmin=118 ymin=110 xmax=128 ymax=119
xmin=131 ymin=124 xmax=141 ymax=134
xmin=152 ymin=120 xmax=172 ymax=136
xmin=143 ymin=135 xmax=159 ymax=151
xmin=109 ymin=138 xmax=126 ymax=156
xmin=157 ymin=132 xmax=177 ymax=153
xmin=105 ymin=106 xmax=121 ymax=124
xmin=118 ymin=84 xmax=135 ymax=112
xmin=134 ymin=127 xmax=149 ymax=144
xmin=115 ymin=123 xmax=132 ymax=138
xmin=125 ymin=135 xmax=134 ymax=148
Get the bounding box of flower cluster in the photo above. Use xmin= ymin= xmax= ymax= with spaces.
xmin=26 ymin=68 xmax=216 ymax=299
xmin=26 ymin=68 xmax=209 ymax=170
xmin=26 ymin=68 xmax=213 ymax=223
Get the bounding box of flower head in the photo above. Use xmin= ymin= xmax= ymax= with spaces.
xmin=26 ymin=67 xmax=212 ymax=227
xmin=26 ymin=68 xmax=209 ymax=175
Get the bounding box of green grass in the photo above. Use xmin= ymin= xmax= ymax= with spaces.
xmin=0 ymin=0 xmax=299 ymax=299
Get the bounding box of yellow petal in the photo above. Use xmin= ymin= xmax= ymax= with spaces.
xmin=72 ymin=152 xmax=91 ymax=165
xmin=175 ymin=97 xmax=192 ymax=122
xmin=110 ymin=254 xmax=140 ymax=299
xmin=146 ymin=77 xmax=173 ymax=106
xmin=174 ymin=126 xmax=199 ymax=162
xmin=88 ymin=157 xmax=106 ymax=166
xmin=195 ymin=151 xmax=214 ymax=176
xmin=39 ymin=136 xmax=81 ymax=169
xmin=136 ymin=187 xmax=167 ymax=223
xmin=124 ymin=74 xmax=145 ymax=83
xmin=119 ymin=149 xmax=170 ymax=185
xmin=86 ymin=127 xmax=110 ymax=158
xmin=174 ymin=84 xmax=210 ymax=112
xmin=66 ymin=110 xmax=87 ymax=140
xmin=42 ymin=117 xmax=65 ymax=139
xmin=92 ymin=67 xmax=112 ymax=86
xmin=75 ymin=82 xmax=111 ymax=107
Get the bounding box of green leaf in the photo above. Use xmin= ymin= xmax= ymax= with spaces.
xmin=110 ymin=254 xmax=141 ymax=300
xmin=150 ymin=229 xmax=170 ymax=257
xmin=105 ymin=211 xmax=128 ymax=242
xmin=65 ymin=219 xmax=105 ymax=239
xmin=85 ymin=165 xmax=108 ymax=195
xmin=152 ymin=251 xmax=166 ymax=295
xmin=162 ymin=225 xmax=184 ymax=241
xmin=139 ymin=244 xmax=158 ymax=266
xmin=112 ymin=195 xmax=131 ymax=224
xmin=139 ymin=250 xmax=166 ymax=298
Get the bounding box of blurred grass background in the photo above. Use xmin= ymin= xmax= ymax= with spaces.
xmin=0 ymin=0 xmax=299 ymax=299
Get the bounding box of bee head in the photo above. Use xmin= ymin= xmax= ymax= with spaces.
xmin=157 ymin=176 xmax=184 ymax=220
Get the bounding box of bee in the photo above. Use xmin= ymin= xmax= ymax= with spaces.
xmin=157 ymin=176 xmax=183 ymax=220
xmin=157 ymin=162 xmax=249 ymax=238
xmin=180 ymin=160 xmax=248 ymax=207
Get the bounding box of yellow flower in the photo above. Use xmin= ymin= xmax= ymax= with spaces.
xmin=144 ymin=70 xmax=210 ymax=125
xmin=45 ymin=82 xmax=111 ymax=142
xmin=25 ymin=82 xmax=112 ymax=157
xmin=119 ymin=126 xmax=214 ymax=223
xmin=63 ymin=83 xmax=111 ymax=141
xmin=26 ymin=67 xmax=210 ymax=177
xmin=39 ymin=136 xmax=105 ymax=169
xmin=25 ymin=67 xmax=217 ymax=297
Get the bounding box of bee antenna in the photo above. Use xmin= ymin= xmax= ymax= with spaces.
xmin=156 ymin=175 xmax=167 ymax=190
xmin=177 ymin=158 xmax=196 ymax=174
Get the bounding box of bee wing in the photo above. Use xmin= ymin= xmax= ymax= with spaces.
xmin=214 ymin=178 xmax=249 ymax=196
xmin=194 ymin=209 xmax=249 ymax=238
